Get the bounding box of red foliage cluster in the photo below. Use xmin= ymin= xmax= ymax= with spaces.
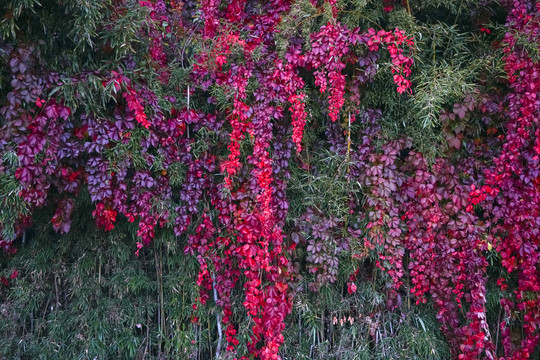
xmin=366 ymin=28 xmax=414 ymax=94
xmin=308 ymin=23 xmax=414 ymax=122
xmin=139 ymin=0 xmax=171 ymax=81
xmin=106 ymin=70 xmax=150 ymax=128
xmin=481 ymin=1 xmax=540 ymax=358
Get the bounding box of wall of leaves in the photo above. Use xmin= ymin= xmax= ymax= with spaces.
xmin=1 ymin=0 xmax=539 ymax=359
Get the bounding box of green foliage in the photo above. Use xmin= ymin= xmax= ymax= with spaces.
xmin=281 ymin=282 xmax=449 ymax=360
xmin=0 ymin=0 xmax=42 ymax=39
xmin=0 ymin=205 xmax=203 ymax=359
xmin=289 ymin=149 xmax=361 ymax=222
xmin=0 ymin=152 xmax=29 ymax=241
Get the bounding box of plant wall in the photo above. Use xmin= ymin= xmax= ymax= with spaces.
xmin=0 ymin=0 xmax=539 ymax=359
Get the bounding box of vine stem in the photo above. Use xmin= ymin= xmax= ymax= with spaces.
xmin=187 ymin=84 xmax=190 ymax=138
xmin=346 ymin=112 xmax=351 ymax=174
xmin=212 ymin=273 xmax=223 ymax=359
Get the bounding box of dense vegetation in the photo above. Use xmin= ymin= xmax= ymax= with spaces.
xmin=1 ymin=0 xmax=539 ymax=359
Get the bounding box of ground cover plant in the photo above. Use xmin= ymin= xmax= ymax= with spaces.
xmin=0 ymin=0 xmax=539 ymax=359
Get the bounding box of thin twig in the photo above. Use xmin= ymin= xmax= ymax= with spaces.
xmin=54 ymin=273 xmax=60 ymax=309
xmin=212 ymin=274 xmax=223 ymax=359
xmin=187 ymin=84 xmax=190 ymax=139
xmin=346 ymin=112 xmax=351 ymax=174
